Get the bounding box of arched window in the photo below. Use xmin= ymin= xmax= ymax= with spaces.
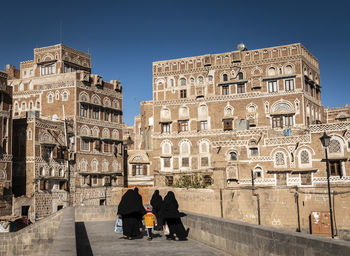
xmin=112 ymin=129 xmax=119 ymax=140
xmin=170 ymin=79 xmax=174 ymax=87
xmin=268 ymin=67 xmax=276 ymax=76
xmin=198 ymin=76 xmax=204 ymax=84
xmin=208 ymin=75 xmax=213 ymax=82
xmin=48 ymin=94 xmax=53 ymax=103
xmin=80 ymin=159 xmax=88 ymax=172
xmin=59 ymin=169 xmax=64 ymax=177
xmin=275 ymin=152 xmax=285 ymax=166
xmin=91 ymin=159 xmax=98 ymax=172
xmin=14 ymin=102 xmax=19 ymax=112
xmin=50 ymin=168 xmax=54 ymax=176
xmin=55 ymin=91 xmax=60 ymax=100
xmin=180 ymin=78 xmax=186 ymax=86
xmin=190 ymin=78 xmax=195 ymax=84
xmin=200 ymin=141 xmax=209 ymax=153
xmin=21 ymin=102 xmax=26 ymax=110
xmin=29 ymin=101 xmax=33 ymax=110
xmin=223 ymin=74 xmax=228 ymax=82
xmin=300 ymin=150 xmax=310 ymax=164
xmin=36 ymin=101 xmax=40 ymax=109
xmin=329 ymin=139 xmax=341 ymax=153
xmin=27 ymin=129 xmax=32 ymax=140
xmin=39 ymin=167 xmax=44 ymax=176
xmin=230 ymin=152 xmax=237 ymax=161
xmin=180 ymin=141 xmax=190 ymax=155
xmin=102 ymin=160 xmax=109 ymax=172
xmin=162 ymin=142 xmax=171 ymax=155
xmin=238 ymin=72 xmax=243 ymax=80
xmin=62 ymin=91 xmax=68 ymax=101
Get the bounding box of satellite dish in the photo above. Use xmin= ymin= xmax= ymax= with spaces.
xmin=237 ymin=43 xmax=247 ymax=51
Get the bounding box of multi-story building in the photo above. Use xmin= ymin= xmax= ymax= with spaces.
xmin=131 ymin=43 xmax=349 ymax=189
xmin=0 ymin=71 xmax=13 ymax=217
xmin=325 ymin=105 xmax=350 ymax=123
xmin=8 ymin=44 xmax=124 ymax=218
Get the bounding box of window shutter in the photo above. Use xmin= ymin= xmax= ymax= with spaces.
xmin=63 ymin=150 xmax=68 ymax=160
xmin=64 ymin=181 xmax=68 ymax=191
xmin=45 ymin=180 xmax=49 ymax=190
xmin=178 ymin=121 xmax=180 ymax=133
xmin=143 ymin=165 xmax=147 ymax=175
xmin=53 ymin=147 xmax=58 ymax=159
xmin=40 ymin=180 xmax=44 ymax=191
xmin=197 ymin=121 xmax=200 ymax=131
xmin=132 ymin=165 xmax=136 ymax=176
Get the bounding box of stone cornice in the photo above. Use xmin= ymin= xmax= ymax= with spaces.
xmin=153 ymin=90 xmax=304 ymax=106
xmin=76 ymin=116 xmax=124 ymax=129
xmin=76 ymin=83 xmax=122 ymax=100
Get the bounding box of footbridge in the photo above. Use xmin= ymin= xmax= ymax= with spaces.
xmin=1 ymin=206 xmax=349 ymax=256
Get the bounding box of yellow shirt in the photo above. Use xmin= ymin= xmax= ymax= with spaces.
xmin=144 ymin=213 xmax=155 ymax=228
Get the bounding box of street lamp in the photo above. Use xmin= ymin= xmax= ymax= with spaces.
xmin=123 ymin=136 xmax=134 ymax=188
xmin=319 ymin=132 xmax=334 ymax=238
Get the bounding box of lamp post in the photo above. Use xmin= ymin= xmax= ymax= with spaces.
xmin=319 ymin=132 xmax=334 ymax=238
xmin=122 ymin=136 xmax=134 ymax=188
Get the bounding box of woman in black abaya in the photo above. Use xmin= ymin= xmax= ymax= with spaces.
xmin=150 ymin=190 xmax=163 ymax=230
xmin=162 ymin=191 xmax=189 ymax=241
xmin=117 ymin=189 xmax=146 ymax=239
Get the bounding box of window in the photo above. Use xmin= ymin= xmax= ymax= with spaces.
xmin=198 ymin=76 xmax=204 ymax=84
xmin=182 ymin=157 xmax=189 ymax=167
xmin=104 ymin=142 xmax=110 ymax=153
xmin=40 ymin=63 xmax=56 ymax=76
xmin=81 ymin=139 xmax=89 ymax=151
xmin=161 ymin=123 xmax=171 ymax=133
xmin=300 ymin=150 xmax=310 ymax=164
xmin=180 ymin=78 xmax=186 ymax=86
xmin=268 ymin=81 xmax=278 ymax=92
xmin=285 ymin=79 xmax=294 ymax=91
xmin=180 ymin=89 xmax=187 ymax=98
xmin=113 ymin=112 xmax=119 ymax=123
xmin=36 ymin=101 xmax=40 ymax=109
xmin=104 ymin=110 xmax=110 ymax=121
xmin=190 ymin=78 xmax=194 ymax=84
xmin=253 ymin=168 xmax=262 ymax=179
xmin=208 ymin=75 xmax=213 ymax=82
xmin=272 ymin=116 xmax=283 ymax=128
xmin=230 ymin=152 xmax=237 ymax=161
xmin=39 ymin=167 xmax=44 ymax=176
xmin=178 ymin=120 xmax=189 ymax=132
xmin=275 ymin=152 xmax=285 ymax=166
xmin=276 ymin=173 xmax=287 ymax=186
xmin=170 ymin=79 xmax=174 ymax=87
xmin=237 ymin=84 xmax=245 ymax=94
xmin=284 ymin=115 xmax=294 ymax=127
xmin=200 ymin=120 xmax=208 ymax=130
xmin=62 ymin=91 xmax=68 ymax=101
xmin=223 ymin=119 xmax=233 ymax=131
xmin=329 ymin=160 xmax=342 ymax=176
xmin=163 ymin=158 xmax=171 ymax=168
xmin=42 ymin=146 xmax=53 ymax=160
xmin=165 ymin=176 xmax=173 ymax=186
xmin=132 ymin=164 xmax=145 ymax=176
xmin=80 ymin=104 xmax=88 ymax=117
xmin=92 ymin=107 xmax=99 ymax=120
xmin=92 ymin=176 xmax=98 ymax=185
xmin=222 ymin=85 xmax=229 ymax=95
xmin=301 ymin=173 xmax=312 ymax=185
xmin=223 ymin=74 xmax=228 ymax=81
xmin=237 ymin=72 xmax=243 ymax=80
xmin=21 ymin=102 xmax=26 ymax=110
xmin=329 ymin=140 xmax=341 ymax=153
xmin=250 ymin=148 xmax=259 ymax=156
xmin=201 ymin=157 xmax=209 ymax=167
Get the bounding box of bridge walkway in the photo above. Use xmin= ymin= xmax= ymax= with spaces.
xmin=76 ymin=221 xmax=229 ymax=256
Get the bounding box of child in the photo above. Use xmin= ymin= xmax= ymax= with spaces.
xmin=144 ymin=206 xmax=156 ymax=240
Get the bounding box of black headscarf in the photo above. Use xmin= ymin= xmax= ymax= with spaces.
xmin=134 ymin=187 xmax=143 ymax=204
xmin=162 ymin=191 xmax=181 ymax=219
xmin=150 ymin=190 xmax=163 ymax=213
xmin=118 ymin=189 xmax=146 ymax=215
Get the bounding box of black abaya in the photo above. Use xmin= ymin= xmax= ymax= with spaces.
xmin=150 ymin=190 xmax=163 ymax=229
xmin=162 ymin=191 xmax=188 ymax=240
xmin=118 ymin=189 xmax=146 ymax=238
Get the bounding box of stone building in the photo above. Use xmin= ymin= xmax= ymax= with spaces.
xmin=8 ymin=44 xmax=124 ymax=218
xmin=0 ymin=71 xmax=13 ymax=217
xmin=325 ymin=105 xmax=350 ymax=123
xmin=131 ymin=42 xmax=349 ymax=190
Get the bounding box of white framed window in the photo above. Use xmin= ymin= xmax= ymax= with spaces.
xmin=47 ymin=93 xmax=54 ymax=103
xmin=268 ymin=81 xmax=278 ymax=92
xmin=274 ymin=152 xmax=286 ymax=167
xmin=285 ymin=79 xmax=294 ymax=91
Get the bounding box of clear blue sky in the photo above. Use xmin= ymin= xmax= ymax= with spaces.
xmin=0 ymin=0 xmax=349 ymax=125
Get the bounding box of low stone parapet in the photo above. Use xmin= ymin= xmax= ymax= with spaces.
xmin=182 ymin=211 xmax=350 ymax=256
xmin=75 ymin=205 xmax=118 ymax=222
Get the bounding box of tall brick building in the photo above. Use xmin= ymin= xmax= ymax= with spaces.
xmin=130 ymin=42 xmax=349 ymax=189
xmin=8 ymin=44 xmax=124 ymax=218
xmin=0 ymin=71 xmax=13 ymax=217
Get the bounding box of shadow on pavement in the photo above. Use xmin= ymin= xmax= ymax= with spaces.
xmin=76 ymin=222 xmax=93 ymax=256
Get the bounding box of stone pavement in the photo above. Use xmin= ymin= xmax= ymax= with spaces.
xmin=76 ymin=221 xmax=229 ymax=256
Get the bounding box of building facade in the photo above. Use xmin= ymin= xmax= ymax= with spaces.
xmin=8 ymin=44 xmax=124 ymax=218
xmin=131 ymin=42 xmax=349 ymax=190
xmin=0 ymin=71 xmax=13 ymax=217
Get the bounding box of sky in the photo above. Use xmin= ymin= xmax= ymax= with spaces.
xmin=0 ymin=0 xmax=349 ymax=125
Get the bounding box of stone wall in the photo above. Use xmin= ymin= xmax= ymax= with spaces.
xmin=0 ymin=208 xmax=64 ymax=256
xmin=75 ymin=205 xmax=117 ymax=222
xmin=182 ymin=211 xmax=350 ymax=256
xmin=111 ymin=186 xmax=350 ymax=240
